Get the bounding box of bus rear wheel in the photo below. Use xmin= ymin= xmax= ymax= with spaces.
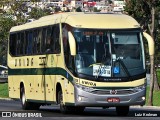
xmin=20 ymin=86 xmax=40 ymax=110
xmin=20 ymin=86 xmax=32 ymax=110
xmin=116 ymin=106 xmax=129 ymax=116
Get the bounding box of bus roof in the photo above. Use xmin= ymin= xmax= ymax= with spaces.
xmin=10 ymin=12 xmax=140 ymax=32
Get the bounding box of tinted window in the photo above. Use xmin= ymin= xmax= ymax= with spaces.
xmin=9 ymin=24 xmax=61 ymax=56
xmin=9 ymin=34 xmax=16 ymax=56
xmin=26 ymin=31 xmax=33 ymax=55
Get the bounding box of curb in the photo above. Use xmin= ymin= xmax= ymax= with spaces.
xmin=131 ymin=105 xmax=160 ymax=109
xmin=0 ymin=97 xmax=12 ymax=101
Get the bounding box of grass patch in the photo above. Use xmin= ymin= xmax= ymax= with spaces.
xmin=145 ymin=86 xmax=160 ymax=106
xmin=0 ymin=83 xmax=9 ymax=98
xmin=156 ymin=69 xmax=160 ymax=85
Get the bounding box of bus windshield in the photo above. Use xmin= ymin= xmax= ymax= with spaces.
xmin=73 ymin=29 xmax=145 ymax=79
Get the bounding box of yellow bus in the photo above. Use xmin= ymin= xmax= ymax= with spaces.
xmin=8 ymin=12 xmax=154 ymax=116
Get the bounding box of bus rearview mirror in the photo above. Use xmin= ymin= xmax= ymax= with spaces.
xmin=68 ymin=31 xmax=76 ymax=56
xmin=143 ymin=32 xmax=154 ymax=55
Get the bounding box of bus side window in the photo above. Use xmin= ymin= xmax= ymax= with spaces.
xmin=37 ymin=29 xmax=42 ymax=54
xmin=24 ymin=31 xmax=33 ymax=55
xmin=23 ymin=32 xmax=25 ymax=55
xmin=53 ymin=24 xmax=60 ymax=54
xmin=50 ymin=26 xmax=55 ymax=53
xmin=62 ymin=23 xmax=74 ymax=70
xmin=20 ymin=32 xmax=25 ymax=55
xmin=27 ymin=31 xmax=33 ymax=55
xmin=42 ymin=28 xmax=47 ymax=53
xmin=45 ymin=27 xmax=52 ymax=53
xmin=9 ymin=34 xmax=16 ymax=56
xmin=16 ymin=33 xmax=21 ymax=56
xmin=33 ymin=30 xmax=38 ymax=54
xmin=24 ymin=31 xmax=28 ymax=55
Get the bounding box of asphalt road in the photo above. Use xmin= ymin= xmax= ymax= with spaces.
xmin=0 ymin=99 xmax=160 ymax=120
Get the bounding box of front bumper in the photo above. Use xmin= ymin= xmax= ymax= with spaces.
xmin=74 ymin=86 xmax=146 ymax=107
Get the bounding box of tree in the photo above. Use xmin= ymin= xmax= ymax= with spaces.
xmin=0 ymin=1 xmax=54 ymax=65
xmin=0 ymin=0 xmax=27 ymax=65
xmin=76 ymin=7 xmax=82 ymax=12
xmin=125 ymin=0 xmax=160 ymax=106
xmin=29 ymin=7 xmax=50 ymax=20
xmin=0 ymin=15 xmax=15 ymax=65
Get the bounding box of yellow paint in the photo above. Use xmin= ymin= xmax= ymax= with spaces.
xmin=79 ymin=78 xmax=145 ymax=87
xmin=10 ymin=12 xmax=140 ymax=33
xmin=8 ymin=12 xmax=147 ymax=106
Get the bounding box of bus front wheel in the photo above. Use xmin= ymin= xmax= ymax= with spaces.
xmin=116 ymin=106 xmax=129 ymax=116
xmin=58 ymin=90 xmax=71 ymax=113
xmin=20 ymin=86 xmax=40 ymax=110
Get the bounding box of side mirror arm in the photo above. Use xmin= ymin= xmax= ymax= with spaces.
xmin=143 ymin=32 xmax=155 ymax=55
xmin=68 ymin=31 xmax=76 ymax=56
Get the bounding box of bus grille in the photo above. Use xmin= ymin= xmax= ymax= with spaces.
xmin=91 ymin=89 xmax=135 ymax=95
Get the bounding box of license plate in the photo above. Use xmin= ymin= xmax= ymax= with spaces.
xmin=93 ymin=65 xmax=111 ymax=77
xmin=107 ymin=98 xmax=120 ymax=103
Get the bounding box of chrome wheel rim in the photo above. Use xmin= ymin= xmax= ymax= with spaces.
xmin=22 ymin=91 xmax=25 ymax=105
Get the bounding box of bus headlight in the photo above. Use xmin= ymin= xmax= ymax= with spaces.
xmin=76 ymin=84 xmax=94 ymax=92
xmin=142 ymin=96 xmax=145 ymax=100
xmin=133 ymin=84 xmax=146 ymax=92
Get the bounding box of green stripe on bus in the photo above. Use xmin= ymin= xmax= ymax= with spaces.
xmin=8 ymin=67 xmax=73 ymax=82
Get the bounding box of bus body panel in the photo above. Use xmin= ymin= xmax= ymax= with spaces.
xmin=79 ymin=78 xmax=146 ymax=87
xmin=75 ymin=85 xmax=146 ymax=107
xmin=8 ymin=13 xmax=147 ymax=110
xmin=10 ymin=13 xmax=140 ymax=33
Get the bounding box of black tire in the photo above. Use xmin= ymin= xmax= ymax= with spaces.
xmin=116 ymin=106 xmax=129 ymax=116
xmin=20 ymin=86 xmax=40 ymax=110
xmin=31 ymin=103 xmax=40 ymax=110
xmin=58 ymin=90 xmax=71 ymax=113
xmin=20 ymin=86 xmax=32 ymax=110
xmin=73 ymin=106 xmax=85 ymax=113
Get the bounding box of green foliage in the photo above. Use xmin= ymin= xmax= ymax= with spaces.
xmin=0 ymin=15 xmax=15 ymax=65
xmin=125 ymin=0 xmax=160 ymax=64
xmin=0 ymin=1 xmax=26 ymax=65
xmin=0 ymin=1 xmax=52 ymax=65
xmin=76 ymin=7 xmax=82 ymax=12
xmin=0 ymin=15 xmax=15 ymax=41
xmin=146 ymin=86 xmax=160 ymax=106
xmin=146 ymin=69 xmax=160 ymax=106
xmin=124 ymin=0 xmax=151 ymax=28
xmin=0 ymin=83 xmax=9 ymax=98
xmin=156 ymin=69 xmax=160 ymax=85
xmin=125 ymin=0 xmax=160 ymax=30
xmin=29 ymin=7 xmax=51 ymax=20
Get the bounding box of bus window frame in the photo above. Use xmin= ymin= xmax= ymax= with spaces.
xmin=9 ymin=24 xmax=61 ymax=57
